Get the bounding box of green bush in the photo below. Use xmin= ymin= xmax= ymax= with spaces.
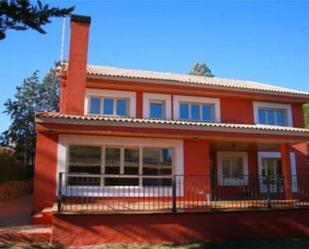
xmin=0 ymin=152 xmax=33 ymax=183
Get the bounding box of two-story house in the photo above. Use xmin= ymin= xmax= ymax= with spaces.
xmin=32 ymin=15 xmax=309 ymax=246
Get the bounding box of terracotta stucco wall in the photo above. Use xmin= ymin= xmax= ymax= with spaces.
xmin=221 ymin=97 xmax=254 ymax=124
xmin=32 ymin=133 xmax=59 ymax=213
xmin=52 ymin=210 xmax=309 ymax=246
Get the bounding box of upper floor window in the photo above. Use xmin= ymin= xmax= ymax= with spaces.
xmin=179 ymin=102 xmax=213 ymax=122
xmin=150 ymin=100 xmax=165 ymax=119
xmin=253 ymin=102 xmax=292 ymax=127
xmin=90 ymin=97 xmax=128 ymax=116
xmin=174 ymin=95 xmax=220 ymax=122
xmin=85 ymin=89 xmax=136 ymax=117
xmin=143 ymin=93 xmax=171 ymax=119
xmin=258 ymin=108 xmax=287 ymax=126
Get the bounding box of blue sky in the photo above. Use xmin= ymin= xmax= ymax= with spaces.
xmin=0 ymin=0 xmax=309 ymax=132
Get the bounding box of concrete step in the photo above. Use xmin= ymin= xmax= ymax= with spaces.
xmin=0 ymin=225 xmax=51 ymax=243
xmin=32 ymin=207 xmax=53 ymax=225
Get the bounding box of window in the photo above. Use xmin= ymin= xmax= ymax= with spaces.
xmin=68 ymin=145 xmax=101 ymax=186
xmin=217 ymin=151 xmax=248 ymax=185
xmin=174 ymin=95 xmax=220 ymax=122
xmin=102 ymin=146 xmax=173 ymax=187
xmin=179 ymin=102 xmax=214 ymax=122
xmin=222 ymin=157 xmax=244 ymax=179
xmin=143 ymin=93 xmax=172 ymax=119
xmin=150 ymin=101 xmax=165 ymax=119
xmin=90 ymin=97 xmax=100 ymax=114
xmin=67 ymin=145 xmax=174 ymax=187
xmin=89 ymin=96 xmax=128 ymax=116
xmin=143 ymin=148 xmax=173 ymax=186
xmin=253 ymin=102 xmax=292 ymax=127
xmin=105 ymin=148 xmax=121 ymax=174
xmin=258 ymin=108 xmax=287 ymax=126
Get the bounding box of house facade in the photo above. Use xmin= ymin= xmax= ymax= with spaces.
xmin=31 ymin=15 xmax=309 ymax=244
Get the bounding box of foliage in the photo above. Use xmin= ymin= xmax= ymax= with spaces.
xmin=304 ymin=103 xmax=309 ymax=128
xmin=0 ymin=0 xmax=74 ymax=40
xmin=0 ymin=151 xmax=32 ymax=182
xmin=189 ymin=62 xmax=214 ymax=77
xmin=0 ymin=64 xmax=60 ymax=168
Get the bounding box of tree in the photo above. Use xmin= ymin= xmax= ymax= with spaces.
xmin=0 ymin=0 xmax=74 ymax=40
xmin=0 ymin=64 xmax=60 ymax=166
xmin=189 ymin=62 xmax=214 ymax=77
xmin=38 ymin=64 xmax=60 ymax=112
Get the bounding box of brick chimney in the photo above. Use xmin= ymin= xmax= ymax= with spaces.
xmin=63 ymin=14 xmax=91 ymax=114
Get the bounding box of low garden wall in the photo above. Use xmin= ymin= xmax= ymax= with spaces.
xmin=52 ymin=209 xmax=309 ymax=246
xmin=0 ymin=180 xmax=32 ymax=202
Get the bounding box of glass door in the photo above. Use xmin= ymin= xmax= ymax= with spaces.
xmin=261 ymin=158 xmax=283 ymax=193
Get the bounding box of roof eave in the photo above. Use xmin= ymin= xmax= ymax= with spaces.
xmin=35 ymin=116 xmax=309 ymax=139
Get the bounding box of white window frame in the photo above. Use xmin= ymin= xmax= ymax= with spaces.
xmin=173 ymin=95 xmax=221 ymax=122
xmin=143 ymin=93 xmax=171 ymax=119
xmin=217 ymin=151 xmax=248 ymax=186
xmin=257 ymin=151 xmax=297 ymax=192
xmin=85 ymin=89 xmax=136 ymax=117
xmin=57 ymin=135 xmax=184 ymax=197
xmin=253 ymin=102 xmax=293 ymax=127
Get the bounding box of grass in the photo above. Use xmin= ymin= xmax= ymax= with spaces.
xmin=1 ymin=238 xmax=309 ymax=249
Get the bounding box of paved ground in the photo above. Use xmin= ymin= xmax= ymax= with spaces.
xmin=1 ymin=239 xmax=309 ymax=249
xmin=0 ymin=195 xmax=32 ymax=227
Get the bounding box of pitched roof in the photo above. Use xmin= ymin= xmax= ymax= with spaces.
xmin=36 ymin=112 xmax=309 ymax=137
xmin=67 ymin=64 xmax=309 ymax=99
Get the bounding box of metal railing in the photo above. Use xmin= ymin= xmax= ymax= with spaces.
xmin=57 ymin=173 xmax=309 ymax=213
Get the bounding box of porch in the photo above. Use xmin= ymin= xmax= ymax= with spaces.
xmin=57 ymin=173 xmax=309 ymax=213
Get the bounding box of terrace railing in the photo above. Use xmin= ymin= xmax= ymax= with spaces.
xmin=57 ymin=173 xmax=309 ymax=213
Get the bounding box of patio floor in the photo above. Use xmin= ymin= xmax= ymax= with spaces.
xmin=59 ymin=198 xmax=309 ymax=213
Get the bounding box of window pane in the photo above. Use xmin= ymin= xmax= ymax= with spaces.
xmin=116 ymin=99 xmax=127 ymax=116
xmin=202 ymin=105 xmax=212 ymax=121
xmin=258 ymin=109 xmax=266 ymax=124
xmin=222 ymin=157 xmax=243 ymax=179
xmin=191 ymin=104 xmax=200 ymax=120
xmin=230 ymin=158 xmax=243 ymax=178
xmin=276 ymin=160 xmax=282 ymax=176
xmin=105 ymin=178 xmax=139 ymax=186
xmin=143 ymin=148 xmax=173 ymax=177
xmin=68 ymin=145 xmax=101 ymax=186
xmin=105 ymin=148 xmax=120 ymax=174
xmin=103 ymin=98 xmax=114 ymax=115
xmin=124 ymin=148 xmax=139 ymax=175
xmin=143 ymin=178 xmax=172 ymax=187
xmin=276 ymin=111 xmax=284 ymax=126
xmin=180 ymin=103 xmax=189 ymax=120
xmin=222 ymin=160 xmax=230 ymax=177
xmin=90 ymin=97 xmax=101 ymax=114
xmin=150 ymin=102 xmax=164 ymax=118
xmin=267 ymin=110 xmax=275 ymax=125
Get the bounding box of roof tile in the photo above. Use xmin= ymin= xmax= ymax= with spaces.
xmin=74 ymin=65 xmax=309 ymax=98
xmin=36 ymin=112 xmax=309 ymax=135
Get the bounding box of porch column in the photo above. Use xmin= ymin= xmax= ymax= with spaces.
xmin=280 ymin=143 xmax=292 ymax=200
xmin=184 ymin=139 xmax=211 ymax=200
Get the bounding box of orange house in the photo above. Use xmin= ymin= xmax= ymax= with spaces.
xmin=32 ymin=15 xmax=309 ymax=245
